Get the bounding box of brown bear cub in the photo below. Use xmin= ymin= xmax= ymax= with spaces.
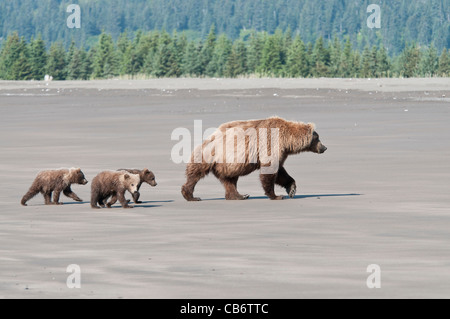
xmin=91 ymin=171 xmax=140 ymax=209
xmin=21 ymin=168 xmax=88 ymax=206
xmin=181 ymin=117 xmax=327 ymax=201
xmin=115 ymin=169 xmax=157 ymax=204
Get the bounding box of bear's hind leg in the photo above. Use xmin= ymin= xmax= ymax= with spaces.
xmin=44 ymin=191 xmax=53 ymax=205
xmin=182 ymin=164 xmax=208 ymax=202
xmin=53 ymin=190 xmax=63 ymax=205
xmin=107 ymin=194 xmax=118 ymax=208
xmin=221 ymin=177 xmax=249 ymax=200
xmin=90 ymin=190 xmax=101 ymax=209
xmin=98 ymin=196 xmax=107 ymax=208
xmin=276 ymin=167 xmax=296 ymax=198
xmin=260 ymin=174 xmax=284 ymax=200
xmin=21 ymin=187 xmax=40 ymax=206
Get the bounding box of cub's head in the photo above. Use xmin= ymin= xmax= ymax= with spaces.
xmin=70 ymin=168 xmax=88 ymax=185
xmin=122 ymin=173 xmax=140 ymax=195
xmin=308 ymin=131 xmax=327 ymax=154
xmin=142 ymin=169 xmax=157 ymax=187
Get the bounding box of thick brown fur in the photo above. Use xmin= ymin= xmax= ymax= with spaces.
xmin=21 ymin=168 xmax=88 ymax=206
xmin=181 ymin=117 xmax=327 ymax=201
xmin=90 ymin=171 xmax=140 ymax=209
xmin=115 ymin=169 xmax=157 ymax=204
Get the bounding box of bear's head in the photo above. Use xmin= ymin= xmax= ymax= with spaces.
xmin=308 ymin=131 xmax=327 ymax=154
xmin=70 ymin=168 xmax=88 ymax=185
xmin=142 ymin=169 xmax=157 ymax=187
xmin=122 ymin=173 xmax=140 ymax=195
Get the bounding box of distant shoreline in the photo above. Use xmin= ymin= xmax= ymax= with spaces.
xmin=0 ymin=78 xmax=449 ymax=92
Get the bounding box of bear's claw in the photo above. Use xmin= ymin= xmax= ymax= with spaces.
xmin=288 ymin=184 xmax=297 ymax=198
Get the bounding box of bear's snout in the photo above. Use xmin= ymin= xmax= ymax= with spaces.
xmin=320 ymin=145 xmax=327 ymax=154
xmin=82 ymin=179 xmax=89 ymax=185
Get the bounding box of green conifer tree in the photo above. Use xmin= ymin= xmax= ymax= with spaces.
xmin=286 ymin=35 xmax=308 ymax=77
xmin=341 ymin=37 xmax=353 ymax=78
xmin=225 ymin=40 xmax=247 ymax=78
xmin=152 ymin=31 xmax=178 ymax=78
xmin=438 ymin=48 xmax=449 ymax=77
xmin=312 ymin=36 xmax=330 ymax=77
xmin=0 ymin=32 xmax=32 ymax=80
xmin=260 ymin=34 xmax=283 ymax=76
xmin=202 ymin=25 xmax=217 ymax=76
xmin=420 ymin=45 xmax=438 ymax=77
xmin=207 ymin=34 xmax=232 ymax=77
xmin=247 ymin=31 xmax=264 ymax=75
xmin=29 ymin=35 xmax=48 ymax=80
xmin=376 ymin=46 xmax=390 ymax=78
xmin=93 ymin=32 xmax=119 ymax=78
xmin=398 ymin=43 xmax=421 ymax=78
xmin=47 ymin=42 xmax=67 ymax=80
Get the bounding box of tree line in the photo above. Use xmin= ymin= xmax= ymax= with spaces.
xmin=1 ymin=28 xmax=449 ymax=80
xmin=1 ymin=0 xmax=448 ymax=56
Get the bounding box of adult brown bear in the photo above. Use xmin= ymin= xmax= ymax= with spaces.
xmin=181 ymin=117 xmax=327 ymax=201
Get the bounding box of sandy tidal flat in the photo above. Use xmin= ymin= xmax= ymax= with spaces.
xmin=0 ymin=78 xmax=449 ymax=299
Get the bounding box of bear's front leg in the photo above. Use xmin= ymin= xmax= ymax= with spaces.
xmin=276 ymin=167 xmax=297 ymax=198
xmin=118 ymin=191 xmax=133 ymax=209
xmin=260 ymin=174 xmax=284 ymax=200
xmin=132 ymin=191 xmax=142 ymax=204
xmin=221 ymin=177 xmax=250 ymax=200
xmin=64 ymin=187 xmax=83 ymax=202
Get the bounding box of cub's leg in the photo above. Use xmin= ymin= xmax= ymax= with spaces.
xmin=90 ymin=189 xmax=101 ymax=209
xmin=118 ymin=191 xmax=133 ymax=209
xmin=64 ymin=186 xmax=83 ymax=202
xmin=107 ymin=194 xmax=117 ymax=208
xmin=44 ymin=191 xmax=53 ymax=205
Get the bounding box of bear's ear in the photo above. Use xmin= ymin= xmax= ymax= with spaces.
xmin=143 ymin=168 xmax=150 ymax=174
xmin=76 ymin=168 xmax=81 ymax=173
xmin=124 ymin=174 xmax=130 ymax=180
xmin=306 ymin=123 xmax=316 ymax=135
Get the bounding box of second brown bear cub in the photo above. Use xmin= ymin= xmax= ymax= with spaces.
xmin=91 ymin=171 xmax=140 ymax=209
xmin=116 ymin=169 xmax=157 ymax=204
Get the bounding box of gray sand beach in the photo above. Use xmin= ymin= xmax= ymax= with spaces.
xmin=0 ymin=78 xmax=449 ymax=298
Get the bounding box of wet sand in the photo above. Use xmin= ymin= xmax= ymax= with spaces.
xmin=0 ymin=78 xmax=449 ymax=298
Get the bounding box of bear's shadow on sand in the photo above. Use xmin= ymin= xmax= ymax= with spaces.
xmin=203 ymin=193 xmax=362 ymax=201
xmin=55 ymin=200 xmax=173 ymax=209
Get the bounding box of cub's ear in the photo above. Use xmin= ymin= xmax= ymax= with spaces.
xmin=124 ymin=174 xmax=130 ymax=180
xmin=143 ymin=168 xmax=150 ymax=174
xmin=76 ymin=168 xmax=81 ymax=173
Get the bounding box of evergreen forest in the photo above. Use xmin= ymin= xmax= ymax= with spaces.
xmin=0 ymin=0 xmax=449 ymax=79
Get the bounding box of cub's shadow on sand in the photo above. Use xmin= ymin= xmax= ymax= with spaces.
xmin=203 ymin=194 xmax=361 ymax=201
xmin=110 ymin=200 xmax=174 ymax=209
xmin=62 ymin=200 xmax=174 ymax=209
